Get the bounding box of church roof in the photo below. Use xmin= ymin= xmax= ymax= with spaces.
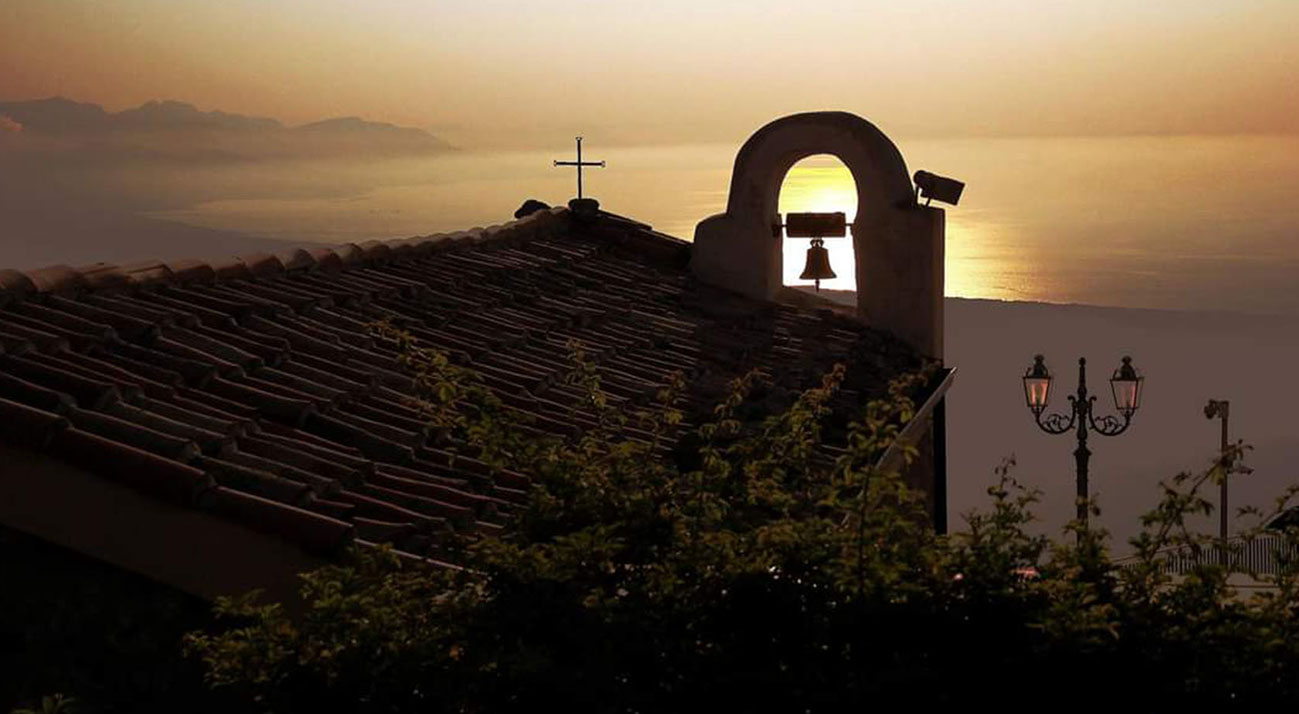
xmin=0 ymin=205 xmax=923 ymax=575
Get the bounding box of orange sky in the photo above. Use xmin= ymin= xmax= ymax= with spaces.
xmin=2 ymin=0 xmax=1296 ymax=147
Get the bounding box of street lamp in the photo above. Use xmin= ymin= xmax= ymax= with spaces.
xmin=1203 ymin=399 xmax=1230 ymax=546
xmin=1201 ymin=398 xmax=1256 ymax=549
xmin=1023 ymin=355 xmax=1144 ymax=535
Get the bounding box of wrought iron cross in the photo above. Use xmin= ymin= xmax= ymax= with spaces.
xmin=553 ymin=136 xmax=604 ymax=199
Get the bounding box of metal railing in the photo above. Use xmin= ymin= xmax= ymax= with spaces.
xmin=1117 ymin=532 xmax=1298 ymax=577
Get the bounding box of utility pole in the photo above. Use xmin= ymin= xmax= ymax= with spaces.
xmin=1204 ymin=399 xmax=1231 ymax=543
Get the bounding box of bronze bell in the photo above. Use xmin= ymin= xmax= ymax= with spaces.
xmin=799 ymin=237 xmax=836 ymax=290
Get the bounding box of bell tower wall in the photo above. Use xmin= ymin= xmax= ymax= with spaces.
xmin=691 ymin=111 xmax=945 ymax=361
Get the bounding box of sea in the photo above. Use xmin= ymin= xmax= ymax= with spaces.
xmin=146 ymin=135 xmax=1299 ymax=316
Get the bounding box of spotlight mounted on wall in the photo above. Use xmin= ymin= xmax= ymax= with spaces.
xmin=913 ymin=170 xmax=965 ymax=207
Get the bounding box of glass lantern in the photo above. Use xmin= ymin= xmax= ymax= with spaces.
xmin=1110 ymin=356 xmax=1143 ymax=417
xmin=1023 ymin=354 xmax=1052 ymax=414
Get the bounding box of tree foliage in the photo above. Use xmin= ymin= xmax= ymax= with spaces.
xmin=184 ymin=326 xmax=1299 ymax=710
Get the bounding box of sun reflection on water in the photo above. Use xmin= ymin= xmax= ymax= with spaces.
xmin=778 ymin=161 xmax=858 ymax=292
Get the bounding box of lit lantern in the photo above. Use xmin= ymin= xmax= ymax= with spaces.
xmin=1023 ymin=354 xmax=1051 ymax=414
xmin=1109 ymin=356 xmax=1143 ymax=417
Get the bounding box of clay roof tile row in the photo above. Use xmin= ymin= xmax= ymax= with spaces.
xmin=0 ymin=207 xmax=921 ymax=567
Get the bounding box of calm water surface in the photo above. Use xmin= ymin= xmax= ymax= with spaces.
xmin=150 ymin=136 xmax=1299 ymax=315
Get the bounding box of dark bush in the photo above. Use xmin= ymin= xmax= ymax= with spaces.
xmin=184 ymin=326 xmax=1299 ymax=710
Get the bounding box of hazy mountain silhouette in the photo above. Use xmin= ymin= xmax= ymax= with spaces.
xmin=0 ymin=97 xmax=109 ymax=133
xmin=296 ymin=116 xmax=423 ymax=135
xmin=0 ymin=97 xmax=453 ymax=159
xmin=111 ymin=99 xmax=284 ymax=132
xmin=0 ymin=97 xmax=459 ymax=268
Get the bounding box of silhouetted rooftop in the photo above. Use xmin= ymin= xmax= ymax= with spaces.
xmin=0 ymin=206 xmax=921 ymax=568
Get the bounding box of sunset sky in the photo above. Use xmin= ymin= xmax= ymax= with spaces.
xmin=3 ymin=0 xmax=1297 ymax=147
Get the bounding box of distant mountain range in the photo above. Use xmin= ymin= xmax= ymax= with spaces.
xmin=0 ymin=97 xmax=453 ymax=160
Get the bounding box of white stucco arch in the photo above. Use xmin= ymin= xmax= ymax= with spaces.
xmin=692 ymin=111 xmax=944 ymax=358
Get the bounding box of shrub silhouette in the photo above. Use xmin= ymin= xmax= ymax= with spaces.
xmin=184 ymin=325 xmax=1299 ymax=710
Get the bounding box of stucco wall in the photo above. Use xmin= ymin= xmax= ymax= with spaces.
xmin=692 ymin=111 xmax=945 ymax=361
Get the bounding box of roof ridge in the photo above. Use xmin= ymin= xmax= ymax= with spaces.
xmin=0 ymin=205 xmax=574 ymax=304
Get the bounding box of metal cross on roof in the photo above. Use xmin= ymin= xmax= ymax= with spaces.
xmin=553 ymin=136 xmax=604 ymax=199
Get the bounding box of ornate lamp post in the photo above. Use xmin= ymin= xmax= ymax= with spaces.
xmin=1023 ymin=355 xmax=1144 ymax=535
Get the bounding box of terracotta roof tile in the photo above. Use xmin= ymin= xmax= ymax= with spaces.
xmin=162 ymin=328 xmax=262 ymax=370
xmin=82 ymin=293 xmax=191 ymax=328
xmin=206 ymin=376 xmax=316 ymax=425
xmin=250 ymin=366 xmax=350 ymax=404
xmin=344 ymin=356 xmax=411 ymax=390
xmin=113 ymin=341 xmax=217 ymax=386
xmin=279 ymin=274 xmax=366 ymax=303
xmin=158 ymin=286 xmax=257 ymax=320
xmin=235 ymin=372 xmax=330 ymax=409
xmin=0 ymin=355 xmax=120 ymax=408
xmin=244 ymin=432 xmax=361 ymax=478
xmin=302 ymin=493 xmax=356 ymax=520
xmin=244 ymin=313 xmax=347 ymax=361
xmin=134 ymin=395 xmax=245 ymax=437
xmin=55 ymin=351 xmax=176 ymax=399
xmin=279 ymin=352 xmax=377 ymax=392
xmin=333 ymin=490 xmax=442 ymax=532
xmin=0 ymin=397 xmax=68 ymax=448
xmin=0 ymin=208 xmax=925 ymax=572
xmin=379 ymin=460 xmax=473 ymax=491
xmin=285 ymin=312 xmax=376 ymax=350
xmin=0 ymin=268 xmax=37 ymax=303
xmin=368 ymin=468 xmax=493 ymax=511
xmin=198 ymin=486 xmax=352 ymax=555
xmin=202 ymin=456 xmax=313 ymax=504
xmin=305 ymin=247 xmax=345 ymax=273
xmin=49 ymin=427 xmax=212 ymax=504
xmin=355 ymin=266 xmax=429 ymax=292
xmin=237 ymin=252 xmax=286 ymax=278
xmin=0 ymin=315 xmax=70 ymax=353
xmin=220 ymin=448 xmax=341 ymax=495
xmin=9 ymin=301 xmax=115 ymax=340
xmin=351 ymin=517 xmax=418 ymax=547
xmin=252 ymin=428 xmax=374 ymax=475
xmin=24 ymin=265 xmax=87 ymax=294
xmin=167 ymin=258 xmax=217 ymax=285
xmin=102 ymin=401 xmax=231 ymax=454
xmin=231 ymin=280 xmax=325 ymax=310
xmin=74 ymin=262 xmax=130 ymax=291
xmin=303 ymin=412 xmax=416 ymax=464
xmin=142 ymin=293 xmax=236 ymax=328
xmin=202 ymin=324 xmax=291 ymax=363
xmin=353 ymin=482 xmax=474 ymax=525
xmin=66 ymin=406 xmax=201 ymax=462
xmin=44 ymin=295 xmax=159 ymax=341
xmin=330 ymin=243 xmax=365 ymax=265
xmin=119 ymin=260 xmax=175 ymax=287
xmin=347 ymin=399 xmax=429 ymax=436
xmin=171 ymin=388 xmax=260 ymax=421
xmin=277 ymin=247 xmax=317 ymax=273
xmin=0 ymin=370 xmax=76 ymax=413
xmin=4 ymin=312 xmax=111 ymax=351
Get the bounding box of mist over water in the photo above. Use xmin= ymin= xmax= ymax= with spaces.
xmin=134 ymin=136 xmax=1299 ymax=316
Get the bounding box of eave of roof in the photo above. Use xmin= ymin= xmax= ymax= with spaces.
xmin=0 ymin=204 xmax=926 ymax=596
